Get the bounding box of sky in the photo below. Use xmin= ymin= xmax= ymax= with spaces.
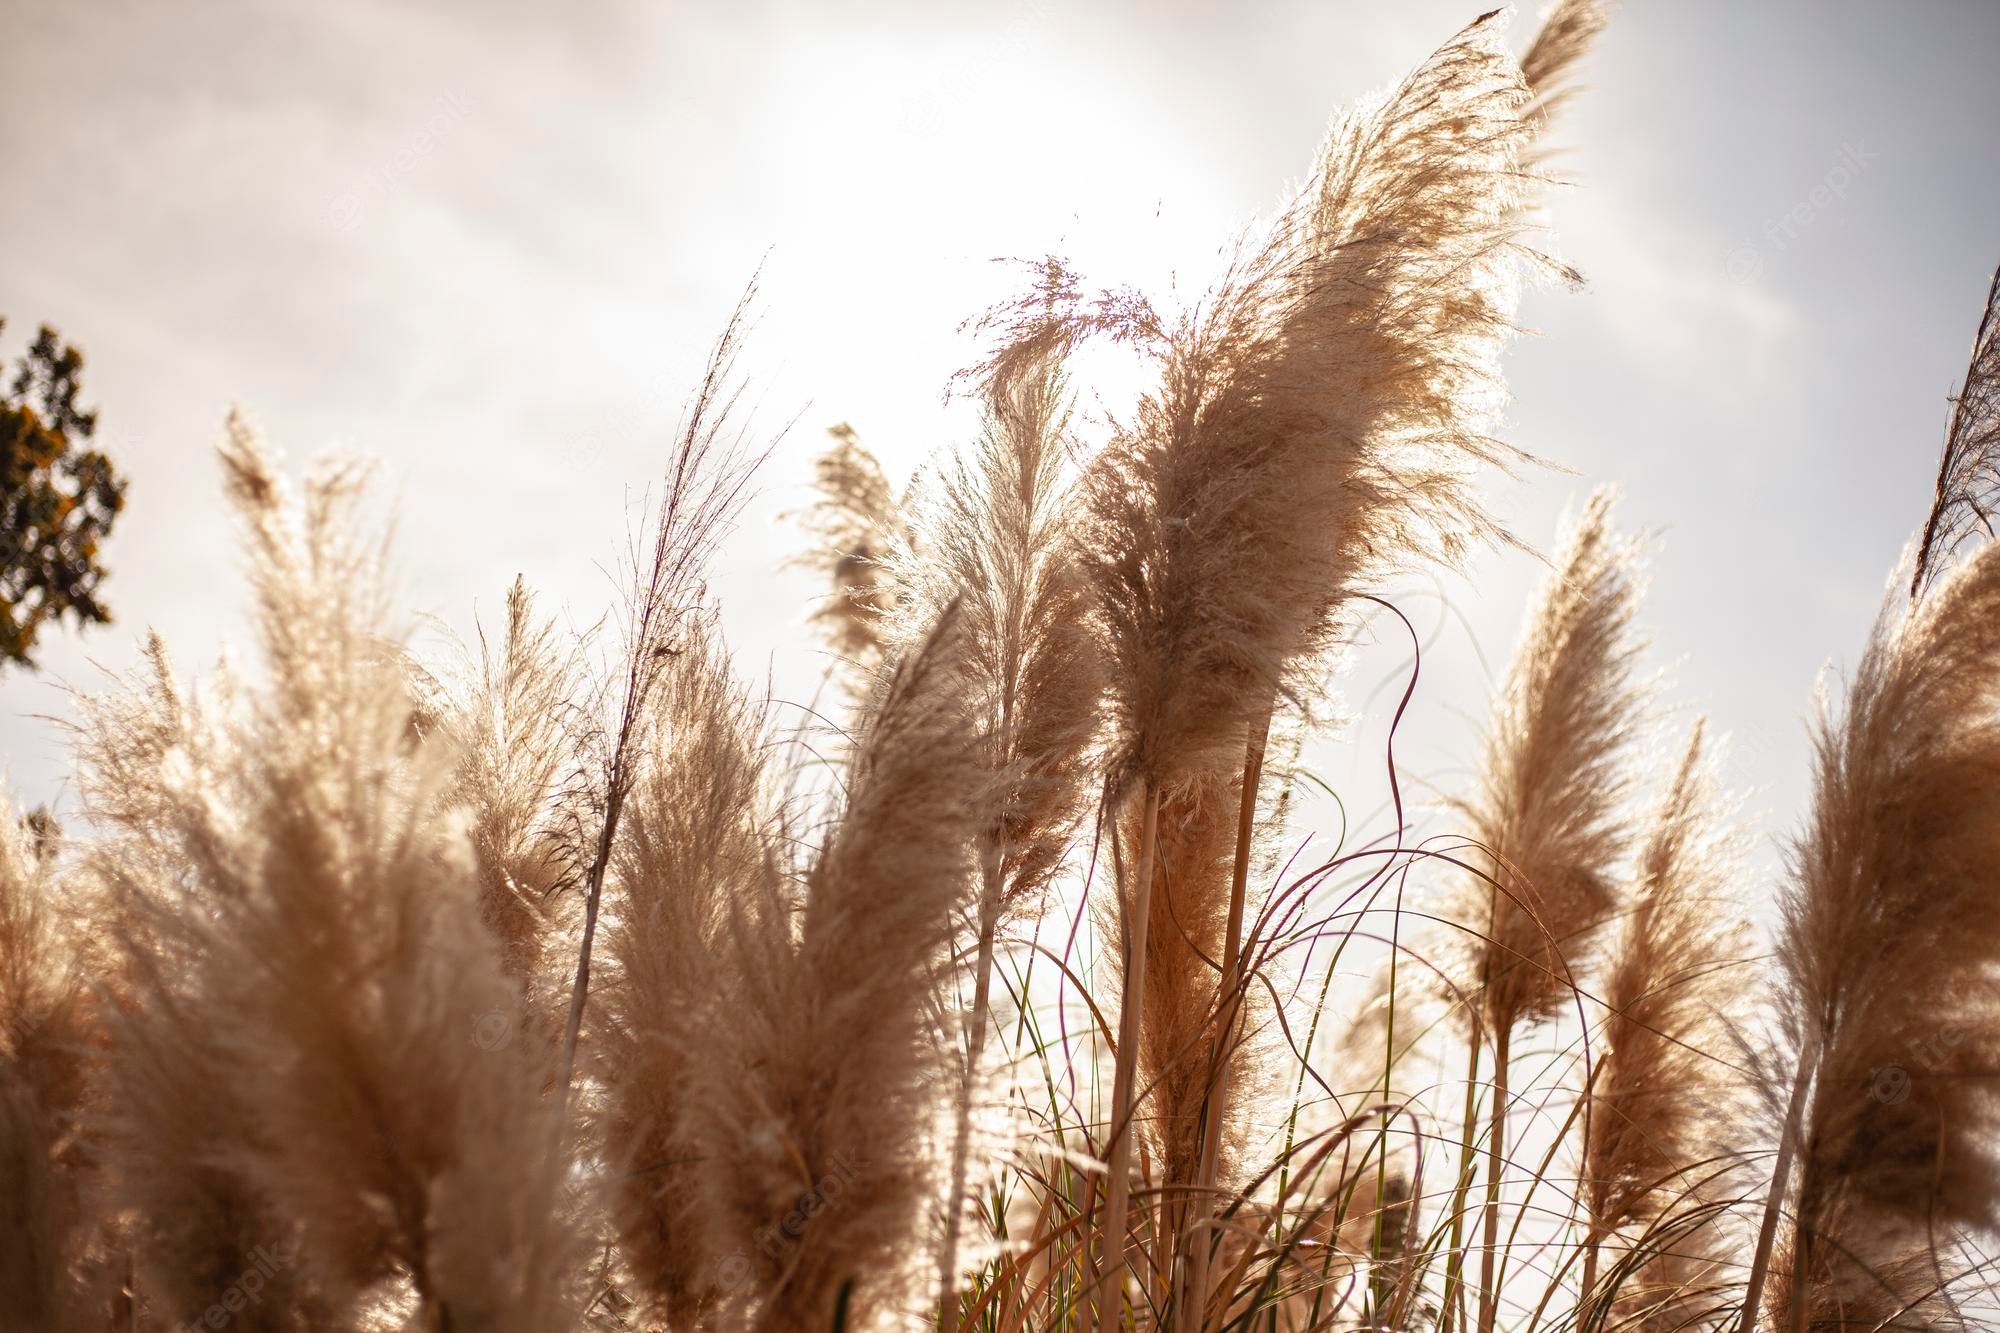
xmin=3 ymin=0 xmax=1999 ymax=903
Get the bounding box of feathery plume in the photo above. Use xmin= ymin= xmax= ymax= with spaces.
xmin=430 ymin=577 xmax=586 ymax=1035
xmin=1912 ymin=265 xmax=2000 ymax=600
xmin=1520 ymin=0 xmax=1611 ymax=137
xmin=596 ymin=618 xmax=776 ymax=1326
xmin=677 ymin=611 xmax=984 ymax=1331
xmin=794 ymin=422 xmax=906 ymax=677
xmin=1742 ymin=258 xmax=2000 ymax=1333
xmin=555 ymin=283 xmax=768 ymax=1097
xmin=82 ymin=422 xmax=581 ymax=1329
xmin=1761 ymin=541 xmax=2000 ymax=1331
xmin=1194 ymin=15 xmax=1611 ymax=1320
xmin=897 ymin=362 xmax=1101 ymax=922
xmin=898 ymin=359 xmax=1104 ymax=1317
xmin=0 ymin=802 xmax=102 ymax=1329
xmin=1439 ymin=487 xmax=1647 ymax=1333
xmin=1083 ymin=12 xmax=1537 ymax=800
xmin=1444 ymin=488 xmax=1646 ymax=1036
xmin=72 ymin=633 xmax=330 ymax=1331
xmin=1072 ymin=18 xmax=1549 ymax=1320
xmin=1583 ymin=720 xmax=1744 ymax=1327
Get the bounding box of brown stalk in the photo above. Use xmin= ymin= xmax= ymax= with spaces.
xmin=1179 ymin=705 xmax=1272 ymax=1330
xmin=1475 ymin=1021 xmax=1513 ymax=1333
xmin=1738 ymin=1065 xmax=1811 ymax=1333
xmin=939 ymin=857 xmax=1007 ymax=1330
xmin=1096 ymin=783 xmax=1161 ymax=1333
xmin=1440 ymin=1022 xmax=1484 ymax=1333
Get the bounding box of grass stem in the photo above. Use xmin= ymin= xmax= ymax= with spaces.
xmin=1096 ymin=783 xmax=1161 ymax=1333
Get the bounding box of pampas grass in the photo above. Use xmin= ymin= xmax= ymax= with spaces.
xmin=13 ymin=10 xmax=2000 ymax=1333
xmin=891 ymin=357 xmax=1104 ymax=1323
xmin=796 ymin=422 xmax=907 ymax=683
xmin=1520 ymin=0 xmax=1611 ymax=135
xmin=0 ymin=802 xmax=105 ymax=1330
xmin=554 ymin=284 xmax=767 ymax=1103
xmin=1445 ymin=487 xmax=1646 ymax=1048
xmin=425 ymin=576 xmax=587 ymax=1045
xmin=673 ymin=609 xmax=987 ymax=1332
xmin=1078 ymin=9 xmax=1537 ymax=805
xmin=1753 ymin=547 xmax=2000 ymax=1331
xmin=1740 ymin=260 xmax=2000 ymax=1333
xmin=1438 ymin=487 xmax=1647 ymax=1333
xmin=1582 ymin=720 xmax=1744 ymax=1328
xmin=596 ymin=618 xmax=776 ymax=1326
xmin=80 ymin=421 xmax=580 ymax=1330
xmin=1068 ymin=12 xmax=1570 ymax=1318
xmin=1759 ymin=539 xmax=2000 ymax=1331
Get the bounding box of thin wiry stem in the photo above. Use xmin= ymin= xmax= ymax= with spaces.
xmin=555 ymin=281 xmax=770 ymax=1100
xmin=1441 ymin=1026 xmax=1484 ymax=1333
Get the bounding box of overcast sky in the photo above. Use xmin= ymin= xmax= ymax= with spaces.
xmin=4 ymin=0 xmax=1999 ymax=896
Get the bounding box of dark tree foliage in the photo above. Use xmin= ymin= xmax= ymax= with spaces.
xmin=0 ymin=320 xmax=127 ymax=667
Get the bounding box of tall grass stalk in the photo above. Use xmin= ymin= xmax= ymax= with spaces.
xmin=1180 ymin=707 xmax=1273 ymax=1329
xmin=555 ymin=283 xmax=766 ymax=1100
xmin=1096 ymin=784 xmax=1161 ymax=1333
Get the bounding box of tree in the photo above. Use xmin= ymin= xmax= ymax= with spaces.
xmin=0 ymin=321 xmax=127 ymax=667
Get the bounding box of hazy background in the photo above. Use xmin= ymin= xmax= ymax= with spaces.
xmin=3 ymin=0 xmax=1998 ymax=900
